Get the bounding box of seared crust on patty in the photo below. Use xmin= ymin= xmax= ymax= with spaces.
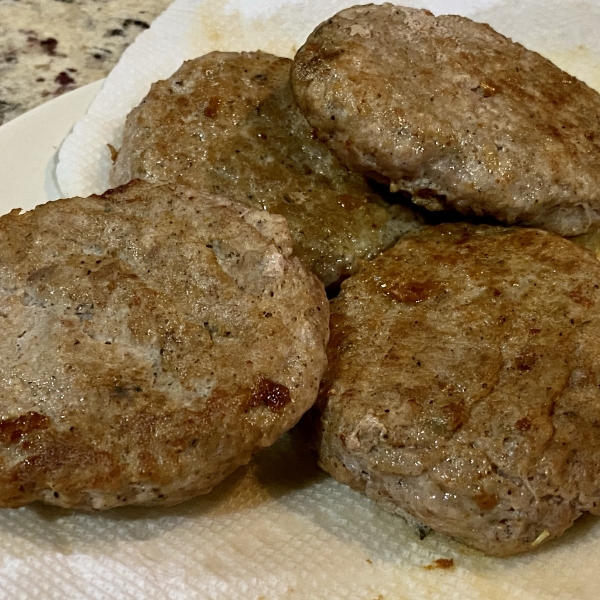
xmin=111 ymin=51 xmax=422 ymax=287
xmin=316 ymin=223 xmax=600 ymax=556
xmin=0 ymin=181 xmax=329 ymax=510
xmin=291 ymin=3 xmax=600 ymax=236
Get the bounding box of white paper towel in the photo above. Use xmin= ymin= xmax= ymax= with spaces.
xmin=41 ymin=1 xmax=600 ymax=598
xmin=2 ymin=433 xmax=600 ymax=600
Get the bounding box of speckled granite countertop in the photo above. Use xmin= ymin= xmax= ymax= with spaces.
xmin=0 ymin=0 xmax=172 ymax=125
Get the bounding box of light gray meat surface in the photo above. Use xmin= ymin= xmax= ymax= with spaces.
xmin=291 ymin=4 xmax=600 ymax=236
xmin=316 ymin=223 xmax=600 ymax=556
xmin=0 ymin=181 xmax=329 ymax=510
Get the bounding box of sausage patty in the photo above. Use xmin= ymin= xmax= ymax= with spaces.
xmin=291 ymin=4 xmax=600 ymax=236
xmin=111 ymin=51 xmax=422 ymax=287
xmin=315 ymin=223 xmax=600 ymax=556
xmin=0 ymin=181 xmax=329 ymax=510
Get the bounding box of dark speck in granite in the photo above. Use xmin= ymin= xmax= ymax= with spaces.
xmin=122 ymin=19 xmax=150 ymax=30
xmin=40 ymin=38 xmax=59 ymax=56
xmin=0 ymin=0 xmax=173 ymax=125
xmin=55 ymin=70 xmax=76 ymax=86
xmin=91 ymin=48 xmax=113 ymax=61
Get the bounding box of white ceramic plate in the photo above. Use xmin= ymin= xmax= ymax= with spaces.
xmin=0 ymin=80 xmax=104 ymax=212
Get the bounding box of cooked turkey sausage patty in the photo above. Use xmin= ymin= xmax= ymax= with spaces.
xmin=291 ymin=3 xmax=600 ymax=236
xmin=316 ymin=223 xmax=600 ymax=556
xmin=0 ymin=181 xmax=329 ymax=510
xmin=111 ymin=51 xmax=422 ymax=287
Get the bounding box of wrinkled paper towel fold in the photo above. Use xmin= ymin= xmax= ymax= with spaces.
xmin=27 ymin=0 xmax=600 ymax=598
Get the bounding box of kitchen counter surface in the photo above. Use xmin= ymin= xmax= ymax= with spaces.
xmin=0 ymin=0 xmax=172 ymax=125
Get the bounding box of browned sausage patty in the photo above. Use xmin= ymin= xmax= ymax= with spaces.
xmin=111 ymin=51 xmax=422 ymax=287
xmin=0 ymin=181 xmax=329 ymax=510
xmin=291 ymin=4 xmax=600 ymax=236
xmin=315 ymin=223 xmax=600 ymax=556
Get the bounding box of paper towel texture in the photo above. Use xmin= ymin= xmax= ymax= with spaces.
xmin=2 ymin=433 xmax=600 ymax=600
xmin=37 ymin=0 xmax=600 ymax=597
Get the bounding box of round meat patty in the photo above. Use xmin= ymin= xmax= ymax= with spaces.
xmin=0 ymin=180 xmax=329 ymax=510
xmin=315 ymin=223 xmax=600 ymax=556
xmin=111 ymin=51 xmax=422 ymax=287
xmin=291 ymin=4 xmax=600 ymax=236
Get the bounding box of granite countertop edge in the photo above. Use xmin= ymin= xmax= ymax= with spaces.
xmin=0 ymin=0 xmax=172 ymax=125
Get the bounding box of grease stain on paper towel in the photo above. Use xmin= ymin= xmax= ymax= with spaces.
xmin=188 ymin=0 xmax=302 ymax=58
xmin=473 ymin=0 xmax=600 ymax=91
xmin=189 ymin=0 xmax=600 ymax=91
xmin=543 ymin=45 xmax=600 ymax=93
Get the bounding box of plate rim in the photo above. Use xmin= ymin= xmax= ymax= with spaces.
xmin=0 ymin=79 xmax=105 ymax=212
